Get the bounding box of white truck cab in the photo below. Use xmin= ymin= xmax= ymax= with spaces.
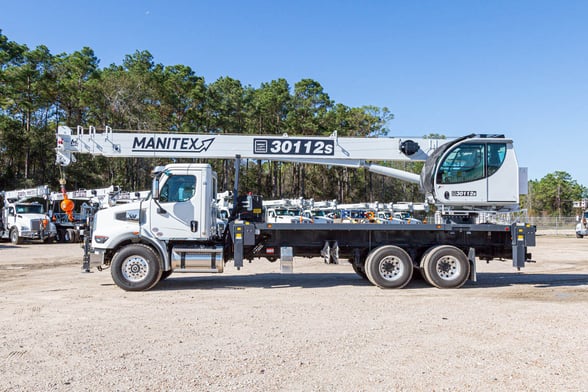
xmin=302 ymin=209 xmax=334 ymax=224
xmin=266 ymin=207 xmax=312 ymax=224
xmin=0 ymin=201 xmax=56 ymax=244
xmin=91 ymin=163 xmax=222 ymax=252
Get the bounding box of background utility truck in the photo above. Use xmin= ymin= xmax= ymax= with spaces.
xmin=0 ymin=186 xmax=57 ymax=244
xmin=56 ymin=126 xmax=535 ymax=291
xmin=48 ymin=185 xmax=126 ymax=242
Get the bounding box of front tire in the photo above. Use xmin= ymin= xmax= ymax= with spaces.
xmin=111 ymin=244 xmax=162 ymax=291
xmin=421 ymin=245 xmax=470 ymax=289
xmin=577 ymin=233 xmax=584 ymax=239
xmin=10 ymin=228 xmax=22 ymax=245
xmin=364 ymin=246 xmax=413 ymax=289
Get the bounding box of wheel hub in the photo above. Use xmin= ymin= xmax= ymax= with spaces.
xmin=122 ymin=256 xmax=149 ymax=282
xmin=379 ymin=256 xmax=403 ymax=281
xmin=436 ymin=256 xmax=459 ymax=279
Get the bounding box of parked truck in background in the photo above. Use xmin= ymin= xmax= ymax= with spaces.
xmin=48 ymin=186 xmax=124 ymax=242
xmin=0 ymin=186 xmax=57 ymax=244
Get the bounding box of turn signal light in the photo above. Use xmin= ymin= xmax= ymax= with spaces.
xmin=94 ymin=235 xmax=109 ymax=244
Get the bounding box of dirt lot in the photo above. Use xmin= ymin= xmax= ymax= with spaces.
xmin=1 ymin=234 xmax=587 ymax=391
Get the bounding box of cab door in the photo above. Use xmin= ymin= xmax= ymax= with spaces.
xmin=149 ymin=173 xmax=203 ymax=240
xmin=486 ymin=142 xmax=519 ymax=203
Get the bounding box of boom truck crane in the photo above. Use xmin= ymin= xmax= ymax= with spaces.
xmin=48 ymin=185 xmax=124 ymax=242
xmin=0 ymin=186 xmax=57 ymax=244
xmin=56 ymin=125 xmax=535 ymax=291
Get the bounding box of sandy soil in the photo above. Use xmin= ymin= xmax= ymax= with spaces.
xmin=0 ymin=235 xmax=587 ymax=391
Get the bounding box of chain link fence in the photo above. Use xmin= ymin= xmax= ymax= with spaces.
xmin=421 ymin=212 xmax=580 ymax=235
xmin=527 ymin=216 xmax=579 ymax=235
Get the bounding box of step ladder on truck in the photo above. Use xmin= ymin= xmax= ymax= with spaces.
xmin=56 ymin=125 xmax=536 ymax=291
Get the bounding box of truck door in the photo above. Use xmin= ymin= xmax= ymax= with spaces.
xmin=486 ymin=142 xmax=519 ymax=203
xmin=434 ymin=141 xmax=519 ymax=206
xmin=149 ymin=173 xmax=203 ymax=240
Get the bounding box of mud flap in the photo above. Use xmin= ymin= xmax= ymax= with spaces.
xmin=468 ymin=247 xmax=476 ymax=282
xmin=320 ymin=241 xmax=340 ymax=264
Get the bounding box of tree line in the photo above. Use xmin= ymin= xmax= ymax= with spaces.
xmin=1 ymin=31 xmax=585 ymax=215
xmin=0 ymin=30 xmax=421 ymax=204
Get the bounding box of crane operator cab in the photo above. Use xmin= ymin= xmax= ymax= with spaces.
xmin=420 ymin=134 xmax=522 ymax=210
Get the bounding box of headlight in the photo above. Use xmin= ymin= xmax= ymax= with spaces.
xmin=94 ymin=235 xmax=109 ymax=244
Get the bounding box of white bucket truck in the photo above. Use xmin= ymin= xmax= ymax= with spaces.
xmin=0 ymin=186 xmax=57 ymax=244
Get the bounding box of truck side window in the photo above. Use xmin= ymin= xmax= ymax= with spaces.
xmin=159 ymin=175 xmax=196 ymax=203
xmin=487 ymin=143 xmax=506 ymax=176
xmin=437 ymin=143 xmax=485 ymax=184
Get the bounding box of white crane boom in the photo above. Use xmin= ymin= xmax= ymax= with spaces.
xmin=55 ymin=125 xmax=448 ymax=171
xmin=2 ymin=186 xmax=50 ymax=203
xmin=55 ymin=125 xmax=524 ymax=210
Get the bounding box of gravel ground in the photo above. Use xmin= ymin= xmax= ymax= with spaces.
xmin=0 ymin=235 xmax=587 ymax=391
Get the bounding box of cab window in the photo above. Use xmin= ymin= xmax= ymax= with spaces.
xmin=159 ymin=175 xmax=196 ymax=203
xmin=437 ymin=143 xmax=485 ymax=184
xmin=487 ymin=143 xmax=506 ymax=176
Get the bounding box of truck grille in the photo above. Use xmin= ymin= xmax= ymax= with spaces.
xmin=31 ymin=219 xmax=42 ymax=231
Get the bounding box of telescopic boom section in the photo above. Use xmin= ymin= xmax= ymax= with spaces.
xmin=55 ymin=125 xmax=449 ymax=183
xmin=55 ymin=126 xmax=525 ymax=208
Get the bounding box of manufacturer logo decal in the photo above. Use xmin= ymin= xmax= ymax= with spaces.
xmin=132 ymin=136 xmax=215 ymax=153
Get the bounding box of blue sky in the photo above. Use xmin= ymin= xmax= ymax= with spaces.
xmin=2 ymin=0 xmax=587 ymax=187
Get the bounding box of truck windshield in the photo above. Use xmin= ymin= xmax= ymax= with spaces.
xmin=15 ymin=204 xmax=44 ymax=214
xmin=437 ymin=142 xmax=507 ymax=184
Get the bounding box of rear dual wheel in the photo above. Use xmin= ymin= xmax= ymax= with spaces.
xmin=420 ymin=245 xmax=470 ymax=289
xmin=65 ymin=228 xmax=78 ymax=243
xmin=364 ymin=246 xmax=413 ymax=289
xmin=56 ymin=229 xmax=78 ymax=243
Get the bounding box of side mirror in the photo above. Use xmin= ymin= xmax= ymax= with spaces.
xmin=152 ymin=178 xmax=160 ymax=200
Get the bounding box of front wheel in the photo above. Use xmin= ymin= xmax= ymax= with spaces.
xmin=364 ymin=246 xmax=413 ymax=289
xmin=111 ymin=244 xmax=162 ymax=291
xmin=576 ymin=233 xmax=584 ymax=239
xmin=421 ymin=245 xmax=470 ymax=289
xmin=10 ymin=228 xmax=22 ymax=245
